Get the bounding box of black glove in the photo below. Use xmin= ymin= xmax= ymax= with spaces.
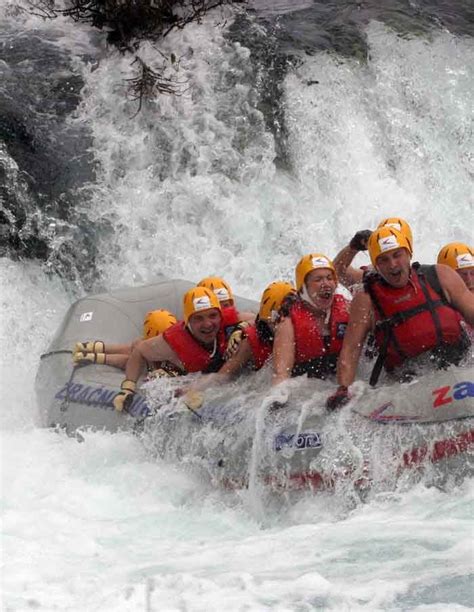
xmin=349 ymin=230 xmax=372 ymax=252
xmin=266 ymin=386 xmax=289 ymax=412
xmin=326 ymin=386 xmax=350 ymax=411
xmin=269 ymin=401 xmax=287 ymax=412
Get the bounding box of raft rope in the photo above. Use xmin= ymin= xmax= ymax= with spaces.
xmin=40 ymin=349 xmax=73 ymax=360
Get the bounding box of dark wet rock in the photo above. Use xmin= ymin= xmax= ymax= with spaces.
xmin=0 ymin=29 xmax=100 ymax=287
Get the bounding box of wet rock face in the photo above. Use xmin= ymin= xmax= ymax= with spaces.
xmin=0 ymin=29 xmax=98 ymax=285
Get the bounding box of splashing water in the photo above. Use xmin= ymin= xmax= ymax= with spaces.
xmin=1 ymin=2 xmax=473 ymax=609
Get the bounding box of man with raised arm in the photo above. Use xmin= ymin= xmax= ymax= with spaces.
xmin=327 ymin=226 xmax=474 ymax=410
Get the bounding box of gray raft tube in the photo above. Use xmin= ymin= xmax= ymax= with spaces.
xmin=35 ymin=277 xmax=259 ymax=430
xmin=43 ymin=277 xmax=259 ymax=356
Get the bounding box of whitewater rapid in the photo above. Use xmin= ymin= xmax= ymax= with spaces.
xmin=1 ymin=1 xmax=473 ymax=610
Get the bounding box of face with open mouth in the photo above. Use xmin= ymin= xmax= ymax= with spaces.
xmin=304 ymin=269 xmax=337 ymax=310
xmin=188 ymin=309 xmax=222 ymax=345
xmin=375 ymin=248 xmax=411 ymax=287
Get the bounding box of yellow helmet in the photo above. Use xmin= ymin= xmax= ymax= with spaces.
xmin=143 ymin=310 xmax=177 ymax=339
xmin=368 ymin=226 xmax=412 ymax=267
xmin=377 ymin=217 xmax=413 ymax=251
xmin=197 ymin=276 xmax=234 ymax=304
xmin=295 ymin=253 xmax=336 ymax=291
xmin=258 ymin=281 xmax=296 ymax=322
xmin=437 ymin=242 xmax=474 ymax=271
xmin=183 ymin=286 xmax=221 ymax=325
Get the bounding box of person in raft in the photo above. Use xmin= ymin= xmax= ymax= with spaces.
xmin=197 ymin=276 xmax=256 ymax=357
xmin=437 ymin=242 xmax=474 ymax=340
xmin=271 ymin=254 xmax=351 ymax=390
xmin=73 ymin=309 xmax=178 ymax=370
xmin=177 ymin=281 xmax=296 ymax=399
xmin=113 ymin=286 xmax=228 ymax=411
xmin=437 ymin=242 xmax=474 ymax=294
xmin=326 ymin=226 xmax=474 ymax=410
xmin=333 ymin=217 xmax=413 ymax=290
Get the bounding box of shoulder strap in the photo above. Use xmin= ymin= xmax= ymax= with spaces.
xmin=416 ymin=263 xmax=446 ymax=303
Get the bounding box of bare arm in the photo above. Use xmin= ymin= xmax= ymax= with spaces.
xmin=337 ymin=291 xmax=372 ymax=387
xmin=333 ymin=245 xmax=365 ymax=287
xmin=124 ymin=336 xmax=183 ymax=382
xmin=103 ymin=340 xmax=137 ymax=355
xmin=237 ymin=310 xmax=257 ymax=324
xmin=272 ymin=317 xmax=295 ymax=386
xmin=437 ymin=264 xmax=474 ymax=325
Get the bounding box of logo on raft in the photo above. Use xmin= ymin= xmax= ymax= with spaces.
xmin=367 ymin=402 xmax=418 ymax=423
xmin=54 ymin=383 xmax=151 ymax=418
xmin=432 ymin=381 xmax=474 ymax=408
xmin=274 ymin=431 xmax=322 ymax=452
xmin=367 ymin=380 xmax=474 ymax=422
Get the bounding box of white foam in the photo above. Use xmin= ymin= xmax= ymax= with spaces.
xmin=1 ymin=10 xmax=473 ymax=611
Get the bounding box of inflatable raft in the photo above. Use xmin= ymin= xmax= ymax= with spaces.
xmin=35 ymin=277 xmax=257 ymax=432
xmin=36 ymin=278 xmax=474 ymax=492
xmin=143 ymin=365 xmax=474 ymax=493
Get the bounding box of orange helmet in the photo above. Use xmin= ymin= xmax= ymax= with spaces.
xmin=437 ymin=242 xmax=474 ymax=271
xmin=183 ymin=286 xmax=221 ymax=325
xmin=197 ymin=276 xmax=234 ymax=304
xmin=143 ymin=310 xmax=177 ymax=339
xmin=377 ymin=217 xmax=413 ymax=251
xmin=258 ymin=281 xmax=295 ymax=322
xmin=368 ymin=226 xmax=412 ymax=267
xmin=295 ymin=254 xmax=336 ymax=291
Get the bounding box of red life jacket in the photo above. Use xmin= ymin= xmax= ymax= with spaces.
xmin=289 ymin=295 xmax=350 ymax=377
xmin=221 ymin=305 xmax=240 ymax=336
xmin=245 ymin=325 xmax=272 ymax=370
xmin=163 ymin=321 xmax=226 ymax=373
xmin=365 ymin=264 xmax=465 ymax=370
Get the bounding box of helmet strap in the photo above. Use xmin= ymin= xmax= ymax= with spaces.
xmin=300 ymin=284 xmax=316 ymax=308
xmin=300 ymin=284 xmax=332 ymax=323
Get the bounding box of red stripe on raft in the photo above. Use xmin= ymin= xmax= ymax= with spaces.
xmin=401 ymin=428 xmax=474 ymax=468
xmin=217 ymin=429 xmax=474 ymax=492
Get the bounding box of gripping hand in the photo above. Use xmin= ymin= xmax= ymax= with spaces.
xmin=266 ymin=385 xmax=289 ymax=412
xmin=183 ymin=391 xmax=204 ymax=412
xmin=113 ymin=379 xmax=136 ymax=412
xmin=225 ymin=322 xmax=250 ymax=360
xmin=326 ymin=386 xmax=350 ymax=411
xmin=349 ymin=230 xmax=372 ymax=252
